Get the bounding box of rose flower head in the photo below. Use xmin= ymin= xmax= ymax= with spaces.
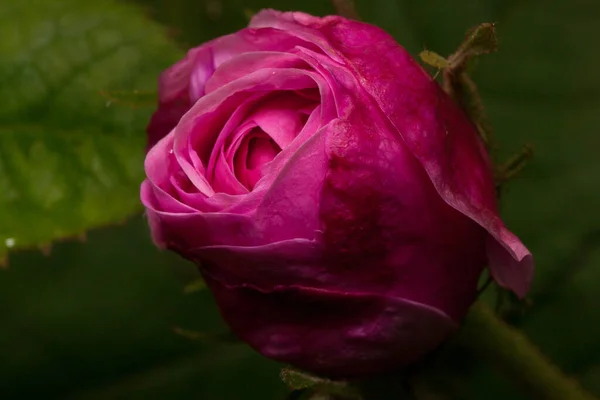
xmin=141 ymin=10 xmax=533 ymax=378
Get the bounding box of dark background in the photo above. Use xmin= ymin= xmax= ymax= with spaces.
xmin=2 ymin=0 xmax=599 ymax=398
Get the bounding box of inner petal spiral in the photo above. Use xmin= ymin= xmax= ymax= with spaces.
xmin=235 ymin=129 xmax=282 ymax=190
xmin=206 ymin=91 xmax=318 ymax=195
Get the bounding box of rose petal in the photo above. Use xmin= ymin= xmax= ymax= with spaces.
xmin=253 ymin=104 xmax=323 ymax=200
xmin=148 ymin=30 xmax=294 ymax=149
xmin=205 ymin=96 xmax=263 ymax=194
xmin=249 ymin=11 xmax=343 ymax=63
xmin=205 ymin=92 xmax=314 ymax=194
xmin=143 ymin=205 xmax=260 ymax=251
xmin=257 ymin=11 xmax=533 ymax=297
xmin=234 ymin=131 xmax=281 ymax=190
xmin=248 ymin=93 xmax=316 ymax=148
xmin=223 ymin=120 xmax=257 ymax=167
xmin=319 ymin=115 xmax=487 ymax=320
xmin=146 ymin=42 xmax=218 ymax=148
xmin=172 ymin=68 xmax=319 ymax=202
xmin=204 ymin=274 xmax=456 ymax=378
xmin=254 ymin=124 xmax=327 ymax=242
xmin=212 ymin=149 xmax=248 ymax=195
xmin=246 ymin=136 xmax=281 ymax=169
xmin=206 ymin=51 xmax=307 ymax=94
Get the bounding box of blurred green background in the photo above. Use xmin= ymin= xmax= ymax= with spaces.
xmin=1 ymin=0 xmax=599 ymax=398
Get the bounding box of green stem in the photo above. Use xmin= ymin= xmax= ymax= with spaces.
xmin=460 ymin=302 xmax=598 ymax=400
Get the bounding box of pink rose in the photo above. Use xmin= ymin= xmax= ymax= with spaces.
xmin=141 ymin=10 xmax=533 ymax=377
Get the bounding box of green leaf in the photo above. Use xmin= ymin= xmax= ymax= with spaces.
xmin=0 ymin=0 xmax=182 ymax=262
xmin=281 ymin=368 xmax=327 ymax=391
xmin=280 ymin=368 xmax=362 ymax=400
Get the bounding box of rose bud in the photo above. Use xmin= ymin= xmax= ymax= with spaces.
xmin=141 ymin=10 xmax=534 ymax=378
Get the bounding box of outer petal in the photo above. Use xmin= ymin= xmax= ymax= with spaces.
xmin=147 ymin=42 xmax=217 ymax=149
xmin=147 ymin=29 xmax=303 ymax=149
xmin=251 ymin=10 xmax=533 ymax=297
xmin=270 ymin=43 xmax=485 ymax=320
xmin=203 ymin=274 xmax=456 ymax=378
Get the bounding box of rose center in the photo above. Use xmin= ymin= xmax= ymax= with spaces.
xmin=234 ymin=129 xmax=282 ymax=190
xmin=246 ymin=136 xmax=281 ymax=170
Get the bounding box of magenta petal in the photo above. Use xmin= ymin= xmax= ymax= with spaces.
xmin=249 ymin=10 xmax=343 ymax=64
xmin=234 ymin=133 xmax=281 ymax=190
xmin=173 ymin=67 xmax=318 ymax=192
xmin=141 ymin=179 xmax=196 ymax=216
xmin=141 ymin=181 xmax=198 ymax=249
xmin=232 ymin=131 xmax=253 ymax=188
xmin=146 ymin=44 xmax=214 ymax=149
xmin=255 ymin=127 xmax=326 ymax=242
xmin=144 ymin=130 xmax=207 ymax=210
xmin=246 ymin=136 xmax=280 ymax=169
xmin=486 ymin=234 xmax=534 ymax=298
xmin=248 ymin=95 xmax=312 ymax=148
xmin=144 ymin=208 xmax=262 ymax=251
xmin=205 ymin=96 xmax=263 ymax=194
xmin=147 ymin=31 xmax=292 ymax=150
xmin=206 ymin=94 xmax=264 ymax=174
xmin=144 ymin=130 xmax=178 ymax=191
xmin=302 ymin=16 xmax=534 ymax=297
xmin=320 ymin=112 xmax=486 ymax=320
xmin=212 ymin=149 xmax=248 ymax=195
xmin=223 ymin=120 xmax=256 ymax=167
xmin=204 ymin=274 xmax=456 ymax=378
xmin=205 ymin=51 xmax=307 ymax=94
xmin=193 ymin=238 xmax=323 ymax=290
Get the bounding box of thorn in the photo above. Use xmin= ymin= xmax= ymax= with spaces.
xmin=496 ymin=144 xmax=534 ymax=185
xmin=504 ymin=144 xmax=534 ymax=179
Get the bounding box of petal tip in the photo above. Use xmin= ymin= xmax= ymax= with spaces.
xmin=486 ymin=234 xmax=534 ymax=298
